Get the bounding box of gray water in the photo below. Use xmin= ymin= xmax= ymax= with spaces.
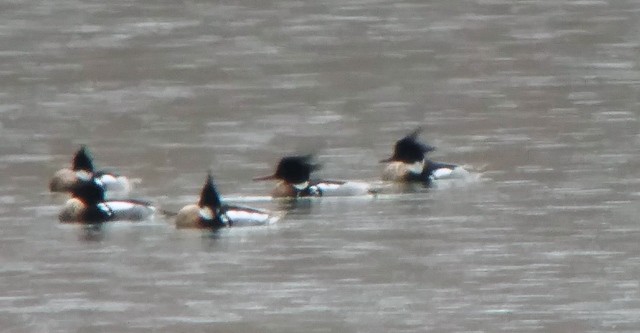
xmin=1 ymin=0 xmax=640 ymax=332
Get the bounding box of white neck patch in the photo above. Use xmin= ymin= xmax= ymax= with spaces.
xmin=407 ymin=161 xmax=425 ymax=174
xmin=75 ymin=170 xmax=92 ymax=181
xmin=199 ymin=207 xmax=214 ymax=220
xmin=292 ymin=181 xmax=309 ymax=190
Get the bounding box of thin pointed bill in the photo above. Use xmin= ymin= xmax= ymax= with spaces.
xmin=252 ymin=174 xmax=278 ymax=181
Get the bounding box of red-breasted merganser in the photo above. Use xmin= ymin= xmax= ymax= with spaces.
xmin=58 ymin=177 xmax=154 ymax=224
xmin=50 ymin=145 xmax=131 ymax=196
xmin=380 ymin=129 xmax=466 ymax=185
xmin=175 ymin=172 xmax=281 ymax=229
xmin=253 ymin=155 xmax=373 ymax=198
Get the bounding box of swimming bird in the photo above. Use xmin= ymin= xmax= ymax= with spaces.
xmin=175 ymin=172 xmax=280 ymax=229
xmin=253 ymin=154 xmax=373 ymax=198
xmin=49 ymin=145 xmax=131 ymax=196
xmin=58 ymin=177 xmax=155 ymax=224
xmin=380 ymin=128 xmax=466 ymax=185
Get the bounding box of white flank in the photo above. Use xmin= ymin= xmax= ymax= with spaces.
xmin=99 ymin=174 xmax=118 ymax=183
xmin=105 ymin=201 xmax=134 ymax=211
xmin=431 ymin=168 xmax=454 ymax=179
xmin=428 ymin=166 xmax=476 ymax=190
xmin=292 ymin=181 xmax=310 ymax=190
xmin=99 ymin=175 xmax=131 ymax=194
xmin=317 ymin=181 xmax=371 ymax=196
xmin=226 ymin=209 xmax=273 ymax=226
xmin=90 ymin=201 xmax=155 ymax=221
xmin=317 ymin=183 xmax=341 ymax=191
xmin=432 ymin=166 xmax=471 ymax=180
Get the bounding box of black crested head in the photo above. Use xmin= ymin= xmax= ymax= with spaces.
xmin=274 ymin=154 xmax=320 ymax=184
xmin=381 ymin=128 xmax=435 ymax=164
xmin=71 ymin=177 xmax=106 ymax=205
xmin=198 ymin=171 xmax=222 ymax=210
xmin=72 ymin=145 xmax=95 ymax=173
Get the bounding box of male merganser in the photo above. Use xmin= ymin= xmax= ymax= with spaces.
xmin=49 ymin=145 xmax=131 ymax=196
xmin=253 ymin=155 xmax=373 ymax=198
xmin=380 ymin=129 xmax=466 ymax=185
xmin=58 ymin=177 xmax=155 ymax=224
xmin=175 ymin=172 xmax=280 ymax=230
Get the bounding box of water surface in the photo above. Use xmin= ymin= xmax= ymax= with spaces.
xmin=1 ymin=0 xmax=639 ymax=332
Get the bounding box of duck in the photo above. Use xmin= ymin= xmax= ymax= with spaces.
xmin=380 ymin=128 xmax=466 ymax=185
xmin=49 ymin=145 xmax=131 ymax=196
xmin=253 ymin=154 xmax=373 ymax=198
xmin=175 ymin=172 xmax=281 ymax=230
xmin=58 ymin=177 xmax=155 ymax=224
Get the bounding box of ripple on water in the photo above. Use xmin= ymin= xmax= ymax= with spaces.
xmin=1 ymin=0 xmax=640 ymax=331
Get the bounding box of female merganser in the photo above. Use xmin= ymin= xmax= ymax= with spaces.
xmin=380 ymin=129 xmax=466 ymax=185
xmin=49 ymin=145 xmax=131 ymax=196
xmin=175 ymin=172 xmax=280 ymax=229
xmin=253 ymin=155 xmax=373 ymax=198
xmin=58 ymin=177 xmax=155 ymax=224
